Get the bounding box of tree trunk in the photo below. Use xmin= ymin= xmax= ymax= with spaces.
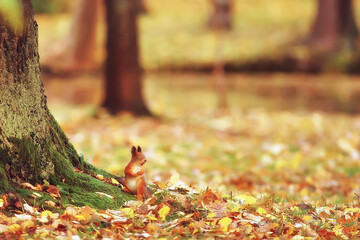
xmin=309 ymin=0 xmax=358 ymax=52
xmin=135 ymin=0 xmax=148 ymax=14
xmin=41 ymin=0 xmax=102 ymax=73
xmin=207 ymin=0 xmax=233 ymax=30
xmin=0 ymin=0 xmax=131 ymax=209
xmin=212 ymin=34 xmax=228 ymax=110
xmin=102 ymin=0 xmax=151 ymax=115
xmin=65 ymin=0 xmax=101 ymax=70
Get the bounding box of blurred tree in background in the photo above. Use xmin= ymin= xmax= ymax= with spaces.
xmin=40 ymin=0 xmax=149 ymax=115
xmin=207 ymin=0 xmax=234 ymax=110
xmin=102 ymin=0 xmax=150 ymax=115
xmin=308 ymin=0 xmax=358 ymax=52
xmin=207 ymin=0 xmax=233 ymax=30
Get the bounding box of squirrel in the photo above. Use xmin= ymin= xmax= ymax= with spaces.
xmin=119 ymin=146 xmax=152 ymax=200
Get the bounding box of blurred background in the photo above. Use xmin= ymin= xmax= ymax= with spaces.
xmin=34 ymin=0 xmax=360 ymax=202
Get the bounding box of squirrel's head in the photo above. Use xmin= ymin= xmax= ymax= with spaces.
xmin=131 ymin=146 xmax=146 ymax=165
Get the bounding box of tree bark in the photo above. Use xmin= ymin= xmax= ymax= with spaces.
xmin=102 ymin=0 xmax=151 ymax=115
xmin=0 ymin=0 xmax=131 ymax=209
xmin=309 ymin=0 xmax=358 ymax=52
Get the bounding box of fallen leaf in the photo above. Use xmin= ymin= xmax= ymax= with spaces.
xmin=8 ymin=223 xmax=21 ymax=233
xmin=158 ymin=205 xmax=171 ymax=221
xmin=46 ymin=185 xmax=61 ymax=198
xmin=111 ymin=178 xmax=120 ymax=185
xmin=0 ymin=224 xmax=8 ymax=233
xmin=95 ymin=192 xmax=115 ymax=199
xmin=168 ymin=173 xmax=180 ymax=186
xmin=121 ymin=208 xmax=135 ymax=218
xmin=154 ymin=181 xmax=169 ymax=190
xmin=21 ymin=182 xmax=37 ymax=190
xmin=218 ymin=217 xmax=232 ymax=232
xmin=256 ymin=207 xmax=267 ymax=215
xmin=96 ymin=174 xmax=104 ymax=180
xmin=45 ymin=200 xmax=57 ymax=207
xmin=237 ymin=194 xmax=257 ymax=205
xmin=302 ymin=215 xmax=312 ymax=222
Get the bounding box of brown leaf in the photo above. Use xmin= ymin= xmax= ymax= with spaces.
xmin=208 ymin=200 xmax=229 ymax=218
xmin=46 ymin=185 xmax=61 ymax=198
xmin=197 ymin=188 xmax=220 ymax=205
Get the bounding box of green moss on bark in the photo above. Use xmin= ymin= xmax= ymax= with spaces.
xmin=0 ymin=161 xmax=12 ymax=192
xmin=1 ymin=135 xmax=134 ymax=208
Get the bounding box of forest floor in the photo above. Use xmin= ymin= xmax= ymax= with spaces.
xmin=2 ymin=72 xmax=360 ymax=239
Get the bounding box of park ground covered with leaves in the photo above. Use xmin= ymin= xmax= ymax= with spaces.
xmin=2 ymin=88 xmax=360 ymax=238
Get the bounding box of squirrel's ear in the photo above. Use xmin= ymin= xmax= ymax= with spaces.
xmin=137 ymin=146 xmax=142 ymax=152
xmin=131 ymin=146 xmax=136 ymax=156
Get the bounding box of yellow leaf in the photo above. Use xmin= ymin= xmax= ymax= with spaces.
xmin=291 ymin=206 xmax=301 ymax=213
xmin=230 ymin=206 xmax=241 ymax=212
xmin=8 ymin=224 xmax=21 ymax=233
xmin=266 ymin=214 xmax=277 ymax=220
xmin=96 ymin=174 xmax=104 ymax=180
xmin=256 ymin=207 xmax=267 ymax=215
xmin=237 ymin=194 xmax=257 ymax=205
xmin=207 ymin=212 xmax=216 ymax=219
xmin=302 ymin=215 xmax=312 ymax=222
xmin=154 ymin=181 xmax=168 ymax=190
xmin=333 ymin=225 xmax=342 ymax=236
xmin=229 ymin=201 xmax=242 ymax=212
xmin=158 ymin=205 xmax=170 ymax=221
xmin=111 ymin=178 xmax=120 ymax=185
xmin=41 ymin=210 xmax=54 ymax=218
xmin=121 ymin=208 xmax=135 ymax=218
xmin=75 ymin=215 xmax=86 ymax=222
xmin=286 ymin=225 xmax=294 ymax=235
xmin=0 ymin=199 xmax=3 ymax=208
xmin=21 ymin=220 xmax=35 ymax=229
xmin=218 ymin=217 xmax=232 ymax=232
xmin=148 ymin=215 xmax=157 ymax=221
xmin=168 ymin=173 xmax=180 ymax=186
xmin=345 ymin=208 xmax=360 ymax=213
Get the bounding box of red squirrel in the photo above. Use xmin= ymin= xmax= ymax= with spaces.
xmin=122 ymin=146 xmax=152 ymax=200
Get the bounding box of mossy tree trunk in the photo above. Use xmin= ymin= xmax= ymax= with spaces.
xmin=102 ymin=0 xmax=151 ymax=115
xmin=0 ymin=0 xmax=131 ymax=209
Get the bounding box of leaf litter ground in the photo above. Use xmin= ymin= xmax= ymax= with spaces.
xmin=2 ymin=101 xmax=360 ymax=239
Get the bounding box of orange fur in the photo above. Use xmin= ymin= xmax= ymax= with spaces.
xmin=123 ymin=146 xmax=152 ymax=200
